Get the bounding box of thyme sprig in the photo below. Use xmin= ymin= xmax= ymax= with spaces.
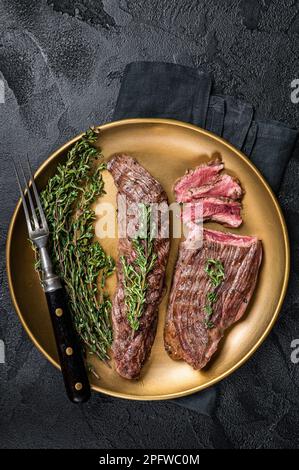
xmin=204 ymin=259 xmax=225 ymax=287
xmin=120 ymin=205 xmax=157 ymax=331
xmin=204 ymin=258 xmax=225 ymax=329
xmin=35 ymin=128 xmax=115 ymax=360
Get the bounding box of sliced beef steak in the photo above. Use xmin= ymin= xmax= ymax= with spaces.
xmin=175 ymin=158 xmax=244 ymax=228
xmin=174 ymin=159 xmax=224 ymax=200
xmin=107 ymin=155 xmax=170 ymax=379
xmin=182 ymin=197 xmax=242 ymax=228
xmin=178 ymin=173 xmax=243 ymax=203
xmin=164 ymin=229 xmax=262 ymax=370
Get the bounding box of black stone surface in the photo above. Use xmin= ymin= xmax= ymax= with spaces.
xmin=0 ymin=0 xmax=299 ymax=449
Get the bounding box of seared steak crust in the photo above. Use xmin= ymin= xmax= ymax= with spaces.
xmin=164 ymin=229 xmax=262 ymax=370
xmin=108 ymin=155 xmax=170 ymax=379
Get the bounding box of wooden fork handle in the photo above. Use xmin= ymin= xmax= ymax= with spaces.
xmin=45 ymin=287 xmax=91 ymax=403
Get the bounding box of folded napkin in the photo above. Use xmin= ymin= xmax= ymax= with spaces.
xmin=113 ymin=61 xmax=298 ymax=413
xmin=114 ymin=62 xmax=212 ymax=128
xmin=114 ymin=62 xmax=298 ymax=192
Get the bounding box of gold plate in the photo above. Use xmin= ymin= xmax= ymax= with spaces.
xmin=6 ymin=119 xmax=289 ymax=400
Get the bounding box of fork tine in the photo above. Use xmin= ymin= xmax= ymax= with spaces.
xmin=26 ymin=156 xmax=48 ymax=229
xmin=19 ymin=162 xmax=40 ymax=230
xmin=13 ymin=159 xmax=33 ymax=235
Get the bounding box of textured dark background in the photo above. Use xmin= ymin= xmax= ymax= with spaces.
xmin=0 ymin=0 xmax=299 ymax=449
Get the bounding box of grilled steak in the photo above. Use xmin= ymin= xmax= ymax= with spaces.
xmin=174 ymin=158 xmax=244 ymax=228
xmin=182 ymin=197 xmax=242 ymax=228
xmin=178 ymin=173 xmax=243 ymax=202
xmin=107 ymin=155 xmax=170 ymax=379
xmin=174 ymin=158 xmax=224 ymax=200
xmin=164 ymin=228 xmax=262 ymax=370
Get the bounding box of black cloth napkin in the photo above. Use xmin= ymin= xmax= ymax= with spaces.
xmin=114 ymin=61 xmax=298 ymax=192
xmin=113 ymin=61 xmax=298 ymax=413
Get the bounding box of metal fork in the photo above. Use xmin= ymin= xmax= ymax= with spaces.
xmin=14 ymin=158 xmax=91 ymax=403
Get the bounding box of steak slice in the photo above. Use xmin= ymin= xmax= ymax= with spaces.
xmin=178 ymin=173 xmax=243 ymax=203
xmin=174 ymin=158 xmax=244 ymax=228
xmin=107 ymin=155 xmax=170 ymax=379
xmin=174 ymin=159 xmax=223 ymax=200
xmin=164 ymin=228 xmax=262 ymax=370
xmin=182 ymin=197 xmax=242 ymax=228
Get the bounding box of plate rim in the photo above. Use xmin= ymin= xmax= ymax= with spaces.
xmin=6 ymin=118 xmax=290 ymax=400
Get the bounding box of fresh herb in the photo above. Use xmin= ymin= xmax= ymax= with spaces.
xmin=204 ymin=258 xmax=225 ymax=329
xmin=207 ymin=291 xmax=218 ymax=303
xmin=120 ymin=204 xmax=157 ymax=331
xmin=35 ymin=128 xmax=115 ymax=361
xmin=87 ymin=363 xmax=101 ymax=380
xmin=204 ymin=259 xmax=225 ymax=287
